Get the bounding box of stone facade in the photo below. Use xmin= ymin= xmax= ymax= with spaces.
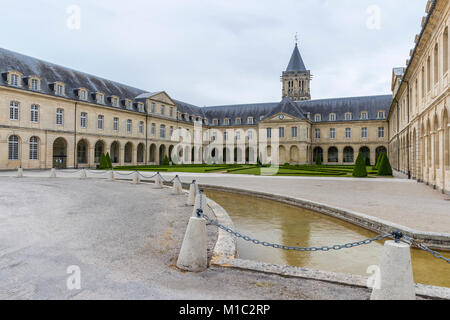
xmin=389 ymin=0 xmax=450 ymax=194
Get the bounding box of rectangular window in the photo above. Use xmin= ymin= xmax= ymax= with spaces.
xmin=161 ymin=105 xmax=165 ymax=115
xmin=170 ymin=126 xmax=174 ymax=137
xmin=235 ymin=118 xmax=241 ymax=125
xmin=329 ymin=113 xmax=336 ymax=121
xmin=330 ymin=128 xmax=336 ymax=139
xmin=56 ymin=108 xmax=64 ymax=125
xmin=315 ymin=114 xmax=321 ymax=122
xmin=112 ymin=117 xmax=118 ymax=131
xmin=139 ymin=121 xmax=144 ymax=134
xmin=112 ymin=98 xmax=119 ymax=107
xmin=170 ymin=107 xmax=173 ymax=117
xmin=97 ymin=94 xmax=104 ymax=104
xmin=213 ymin=119 xmax=218 ymax=126
xmin=361 ymin=112 xmax=368 ymax=120
xmin=291 ymin=126 xmax=298 ymax=138
xmin=8 ymin=136 xmax=19 ymax=160
xmin=345 ymin=128 xmax=351 ymax=139
xmin=378 ymin=111 xmax=385 ymax=119
xmin=362 ymin=127 xmax=368 ymax=138
xmin=10 ymin=101 xmax=19 ymax=120
xmin=57 ymin=85 xmax=64 ymax=96
xmin=224 ymin=118 xmax=230 ymax=125
xmin=10 ymin=74 xmax=19 ymax=87
xmin=98 ymin=115 xmax=104 ymax=130
xmin=126 ymin=100 xmax=132 ymax=110
xmin=80 ymin=112 xmax=87 ymax=128
xmin=315 ymin=129 xmax=320 ymax=139
xmin=31 ymin=105 xmax=39 ymax=123
xmin=151 ymin=123 xmax=156 ymax=135
xmin=345 ymin=113 xmax=352 ymax=121
xmin=247 ymin=117 xmax=254 ymax=125
xmin=31 ymin=79 xmax=39 ymax=91
xmin=248 ymin=131 xmax=253 ymax=140
xmin=30 ymin=137 xmax=38 ymax=160
xmin=160 ymin=125 xmax=166 ymax=138
xmin=378 ymin=127 xmax=385 ymax=138
xmin=279 ymin=127 xmax=285 ymax=138
xmin=80 ymin=90 xmax=87 ymax=101
xmin=267 ymin=128 xmax=272 ymax=138
xmin=224 ymin=131 xmax=228 ymax=141
xmin=151 ymin=103 xmax=155 ymax=113
xmin=127 ymin=120 xmax=132 ymax=133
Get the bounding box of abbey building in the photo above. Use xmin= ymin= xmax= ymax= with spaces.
xmin=3 ymin=1 xmax=448 ymax=196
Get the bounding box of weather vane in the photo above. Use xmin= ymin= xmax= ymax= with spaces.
xmin=295 ymin=32 xmax=299 ymax=46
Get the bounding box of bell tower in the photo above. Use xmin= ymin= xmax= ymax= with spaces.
xmin=282 ymin=37 xmax=311 ymax=101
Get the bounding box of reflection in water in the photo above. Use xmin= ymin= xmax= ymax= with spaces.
xmin=205 ymin=190 xmax=450 ymax=288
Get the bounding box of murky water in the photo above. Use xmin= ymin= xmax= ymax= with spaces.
xmin=205 ymin=190 xmax=450 ymax=288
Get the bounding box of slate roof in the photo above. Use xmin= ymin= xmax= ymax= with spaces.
xmin=285 ymin=44 xmax=307 ymax=72
xmin=0 ymin=47 xmax=392 ymax=126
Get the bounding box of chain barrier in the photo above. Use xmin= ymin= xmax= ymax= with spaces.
xmin=56 ymin=169 xmax=83 ymax=174
xmin=88 ymin=170 xmax=108 ymax=175
xmin=402 ymin=234 xmax=450 ymax=264
xmin=138 ymin=171 xmax=159 ymax=179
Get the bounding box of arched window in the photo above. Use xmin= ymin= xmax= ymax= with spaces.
xmin=30 ymin=137 xmax=39 ymax=160
xmin=434 ymin=44 xmax=439 ymax=84
xmin=443 ymin=27 xmax=448 ymax=74
xmin=328 ymin=147 xmax=338 ymax=163
xmin=8 ymin=135 xmax=19 ymax=160
xmin=343 ymin=147 xmax=354 ymax=163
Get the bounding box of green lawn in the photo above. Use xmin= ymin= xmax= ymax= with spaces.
xmin=113 ymin=164 xmax=387 ymax=178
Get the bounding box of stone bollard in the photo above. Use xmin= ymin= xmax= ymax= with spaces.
xmin=16 ymin=167 xmax=23 ymax=178
xmin=132 ymin=171 xmax=141 ymax=184
xmin=50 ymin=168 xmax=56 ymax=178
xmin=176 ymin=216 xmax=207 ymax=272
xmin=173 ymin=176 xmax=183 ymax=195
xmin=154 ymin=173 xmax=163 ymax=189
xmin=370 ymin=240 xmax=416 ymax=300
xmin=108 ymin=170 xmax=115 ymax=181
xmin=187 ymin=181 xmax=197 ymax=206
xmin=192 ymin=192 xmax=207 ymax=217
xmin=80 ymin=169 xmax=87 ymax=179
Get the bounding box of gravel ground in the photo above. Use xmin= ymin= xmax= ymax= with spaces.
xmin=0 ymin=177 xmax=373 ymax=300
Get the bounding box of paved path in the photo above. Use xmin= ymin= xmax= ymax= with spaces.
xmin=0 ymin=177 xmax=371 ymax=300
xmin=2 ymin=170 xmax=449 ymax=234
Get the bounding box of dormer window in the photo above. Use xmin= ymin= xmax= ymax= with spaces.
xmin=247 ymin=117 xmax=254 ymax=125
xmin=345 ymin=112 xmax=352 ymax=121
xmin=28 ymin=77 xmax=40 ymax=91
xmin=125 ymin=100 xmax=133 ymax=110
xmin=235 ymin=118 xmax=242 ymax=125
xmin=53 ymin=83 xmax=65 ymax=96
xmin=213 ymin=119 xmax=218 ymax=126
xmin=97 ymin=93 xmax=104 ymax=104
xmin=112 ymin=97 xmax=119 ymax=107
xmin=378 ymin=111 xmax=385 ymax=119
xmin=314 ymin=114 xmax=321 ymax=122
xmin=78 ymin=89 xmax=87 ymax=101
xmin=360 ymin=111 xmax=368 ymax=120
xmin=224 ymin=118 xmax=230 ymax=125
xmin=329 ymin=113 xmax=336 ymax=121
xmin=8 ymin=72 xmax=22 ymax=87
xmin=138 ymin=103 xmax=144 ymax=113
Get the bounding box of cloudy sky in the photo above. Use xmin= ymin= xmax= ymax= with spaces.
xmin=1 ymin=0 xmax=426 ymax=106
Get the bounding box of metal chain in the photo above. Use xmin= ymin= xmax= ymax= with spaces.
xmin=402 ymin=235 xmax=450 ymax=264
xmin=138 ymin=172 xmax=158 ymax=179
xmin=113 ymin=171 xmax=135 ymax=176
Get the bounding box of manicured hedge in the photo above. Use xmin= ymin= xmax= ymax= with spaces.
xmin=352 ymin=152 xmax=368 ymax=177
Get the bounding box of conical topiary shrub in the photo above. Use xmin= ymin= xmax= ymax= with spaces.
xmin=105 ymin=152 xmax=113 ymax=169
xmin=373 ymin=153 xmax=382 ymax=170
xmin=99 ymin=153 xmax=107 ymax=169
xmin=377 ymin=153 xmax=393 ymax=176
xmin=352 ymin=152 xmax=368 ymax=177
xmin=365 ymin=156 xmax=371 ymax=166
xmin=315 ymin=154 xmax=322 ymax=166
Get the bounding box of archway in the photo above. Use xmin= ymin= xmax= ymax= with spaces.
xmin=77 ymin=139 xmax=88 ymax=165
xmin=149 ymin=144 xmax=157 ymax=163
xmin=110 ymin=141 xmax=120 ymax=164
xmin=94 ymin=141 xmax=105 ymax=164
xmin=53 ymin=138 xmax=67 ymax=169
xmin=290 ymin=146 xmax=299 ymax=163
xmin=343 ymin=147 xmax=354 ymax=163
xmin=359 ymin=146 xmax=371 ymax=165
xmin=279 ymin=146 xmax=287 ymax=164
xmin=328 ymin=147 xmax=338 ymax=163
xmin=137 ymin=143 xmax=145 ymax=163
xmin=313 ymin=147 xmax=323 ymax=164
xmin=159 ymin=145 xmax=166 ymax=164
xmin=124 ymin=142 xmax=133 ymax=164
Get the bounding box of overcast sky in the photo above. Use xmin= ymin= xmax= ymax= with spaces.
xmin=1 ymin=0 xmax=427 ymax=106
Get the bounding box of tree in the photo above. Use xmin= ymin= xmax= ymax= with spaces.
xmin=105 ymin=152 xmax=112 ymax=169
xmin=377 ymin=153 xmax=393 ymax=176
xmin=163 ymin=155 xmax=170 ymax=166
xmin=365 ymin=156 xmax=371 ymax=166
xmin=315 ymin=153 xmax=322 ymax=166
xmin=352 ymin=152 xmax=368 ymax=177
xmin=373 ymin=153 xmax=382 ymax=170
xmin=99 ymin=153 xmax=107 ymax=169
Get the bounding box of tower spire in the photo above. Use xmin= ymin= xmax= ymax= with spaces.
xmin=281 ymin=39 xmax=311 ymax=101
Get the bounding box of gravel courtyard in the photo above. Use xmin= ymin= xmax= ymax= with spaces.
xmin=0 ymin=177 xmax=374 ymax=300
